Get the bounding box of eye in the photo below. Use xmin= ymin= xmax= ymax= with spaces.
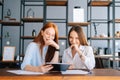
xmin=69 ymin=36 xmax=72 ymax=38
xmin=46 ymin=32 xmax=50 ymax=35
xmin=69 ymin=36 xmax=73 ymax=39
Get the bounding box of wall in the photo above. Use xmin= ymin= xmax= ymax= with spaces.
xmin=2 ymin=0 xmax=87 ymax=56
xmin=2 ymin=0 xmax=20 ymax=56
xmin=2 ymin=0 xmax=119 ymax=57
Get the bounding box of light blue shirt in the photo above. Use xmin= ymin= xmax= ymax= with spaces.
xmin=21 ymin=42 xmax=48 ymax=70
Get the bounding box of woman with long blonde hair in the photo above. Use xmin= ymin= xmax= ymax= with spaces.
xmin=62 ymin=26 xmax=95 ymax=70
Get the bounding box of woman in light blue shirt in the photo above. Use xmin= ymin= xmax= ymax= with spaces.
xmin=62 ymin=26 xmax=95 ymax=70
xmin=21 ymin=22 xmax=60 ymax=73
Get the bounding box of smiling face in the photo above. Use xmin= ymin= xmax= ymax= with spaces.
xmin=69 ymin=30 xmax=80 ymax=46
xmin=41 ymin=27 xmax=55 ymax=45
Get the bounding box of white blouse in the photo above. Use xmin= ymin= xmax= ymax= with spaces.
xmin=62 ymin=45 xmax=95 ymax=70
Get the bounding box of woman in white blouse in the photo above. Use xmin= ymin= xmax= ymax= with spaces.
xmin=62 ymin=26 xmax=95 ymax=70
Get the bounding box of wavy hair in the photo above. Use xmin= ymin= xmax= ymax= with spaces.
xmin=33 ymin=22 xmax=59 ymax=62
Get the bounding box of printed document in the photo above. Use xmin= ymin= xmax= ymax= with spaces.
xmin=61 ymin=70 xmax=89 ymax=74
xmin=7 ymin=70 xmax=44 ymax=75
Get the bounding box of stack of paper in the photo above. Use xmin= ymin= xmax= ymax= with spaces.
xmin=61 ymin=70 xmax=89 ymax=74
xmin=7 ymin=70 xmax=44 ymax=75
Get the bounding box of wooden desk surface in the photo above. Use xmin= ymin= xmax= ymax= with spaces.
xmin=0 ymin=68 xmax=120 ymax=80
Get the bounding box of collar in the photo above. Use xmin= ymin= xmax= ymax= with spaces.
xmin=79 ymin=45 xmax=84 ymax=51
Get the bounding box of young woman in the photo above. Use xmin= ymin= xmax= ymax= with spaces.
xmin=21 ymin=22 xmax=60 ymax=73
xmin=62 ymin=26 xmax=95 ymax=70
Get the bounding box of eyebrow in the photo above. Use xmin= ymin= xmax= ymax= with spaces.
xmin=46 ymin=31 xmax=55 ymax=35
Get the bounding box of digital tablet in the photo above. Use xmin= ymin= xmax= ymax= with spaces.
xmin=46 ymin=63 xmax=70 ymax=71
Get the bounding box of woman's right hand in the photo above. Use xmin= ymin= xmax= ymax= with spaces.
xmin=46 ymin=39 xmax=59 ymax=49
xmin=71 ymin=44 xmax=79 ymax=52
xmin=38 ymin=65 xmax=53 ymax=73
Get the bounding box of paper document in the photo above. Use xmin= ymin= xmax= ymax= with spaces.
xmin=7 ymin=70 xmax=44 ymax=75
xmin=61 ymin=70 xmax=89 ymax=74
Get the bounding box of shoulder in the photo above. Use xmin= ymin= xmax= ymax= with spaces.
xmin=63 ymin=47 xmax=71 ymax=56
xmin=64 ymin=47 xmax=71 ymax=52
xmin=27 ymin=42 xmax=39 ymax=49
xmin=83 ymin=46 xmax=93 ymax=50
xmin=29 ymin=42 xmax=38 ymax=46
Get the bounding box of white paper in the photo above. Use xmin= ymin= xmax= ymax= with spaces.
xmin=7 ymin=70 xmax=44 ymax=75
xmin=61 ymin=70 xmax=89 ymax=74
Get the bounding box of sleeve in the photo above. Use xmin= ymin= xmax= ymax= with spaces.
xmin=83 ymin=46 xmax=95 ymax=70
xmin=21 ymin=43 xmax=37 ymax=70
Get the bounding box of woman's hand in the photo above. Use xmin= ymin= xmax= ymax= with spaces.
xmin=38 ymin=65 xmax=53 ymax=73
xmin=68 ymin=64 xmax=75 ymax=69
xmin=46 ymin=39 xmax=59 ymax=49
xmin=71 ymin=44 xmax=79 ymax=52
xmin=71 ymin=44 xmax=84 ymax=61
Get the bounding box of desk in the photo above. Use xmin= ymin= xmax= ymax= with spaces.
xmin=95 ymin=55 xmax=120 ymax=68
xmin=95 ymin=55 xmax=113 ymax=68
xmin=0 ymin=69 xmax=120 ymax=80
xmin=95 ymin=54 xmax=113 ymax=58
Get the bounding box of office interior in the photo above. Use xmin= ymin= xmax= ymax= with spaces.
xmin=0 ymin=0 xmax=120 ymax=69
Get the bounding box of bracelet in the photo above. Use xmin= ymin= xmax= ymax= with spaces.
xmin=55 ymin=49 xmax=60 ymax=51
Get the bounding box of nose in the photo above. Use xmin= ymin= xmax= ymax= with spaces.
xmin=72 ymin=38 xmax=76 ymax=44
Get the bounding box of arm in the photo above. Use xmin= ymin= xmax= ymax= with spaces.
xmin=21 ymin=43 xmax=40 ymax=72
xmin=81 ymin=46 xmax=95 ymax=70
xmin=21 ymin=43 xmax=53 ymax=72
xmin=24 ymin=65 xmax=53 ymax=73
xmin=24 ymin=65 xmax=41 ymax=72
xmin=21 ymin=43 xmax=35 ymax=70
xmin=71 ymin=44 xmax=85 ymax=62
xmin=46 ymin=39 xmax=60 ymax=63
xmin=72 ymin=44 xmax=95 ymax=70
xmin=77 ymin=49 xmax=85 ymax=62
xmin=50 ymin=50 xmax=59 ymax=63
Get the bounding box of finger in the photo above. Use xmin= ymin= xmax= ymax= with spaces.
xmin=71 ymin=45 xmax=75 ymax=50
xmin=44 ymin=65 xmax=53 ymax=68
xmin=47 ymin=66 xmax=53 ymax=71
xmin=44 ymin=66 xmax=53 ymax=72
xmin=70 ymin=45 xmax=74 ymax=49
